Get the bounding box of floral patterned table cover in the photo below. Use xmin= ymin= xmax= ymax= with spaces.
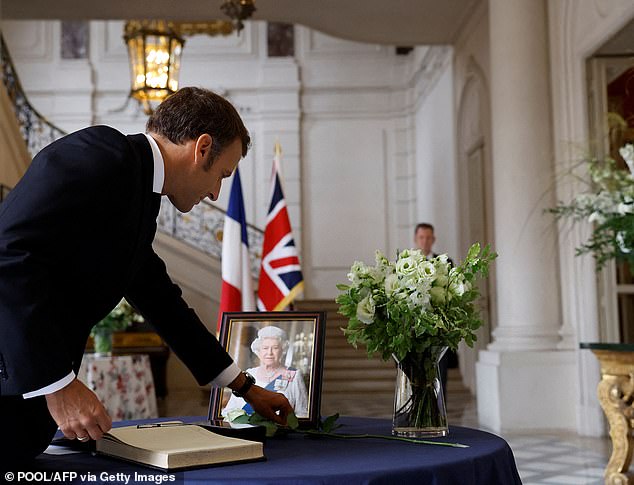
xmin=78 ymin=354 xmax=158 ymax=420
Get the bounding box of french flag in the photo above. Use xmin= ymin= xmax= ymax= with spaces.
xmin=217 ymin=168 xmax=255 ymax=332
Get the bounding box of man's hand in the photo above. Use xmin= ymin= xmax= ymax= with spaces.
xmin=243 ymin=385 xmax=293 ymax=426
xmin=45 ymin=379 xmax=112 ymax=441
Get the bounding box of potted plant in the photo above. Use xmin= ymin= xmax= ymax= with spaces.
xmin=91 ymin=299 xmax=144 ymax=356
xmin=550 ymin=143 xmax=634 ymax=270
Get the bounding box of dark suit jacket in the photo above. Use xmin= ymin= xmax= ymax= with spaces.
xmin=0 ymin=126 xmax=233 ymax=395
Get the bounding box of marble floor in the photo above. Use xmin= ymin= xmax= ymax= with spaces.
xmin=442 ymin=371 xmax=610 ymax=485
xmin=159 ymin=369 xmax=611 ymax=485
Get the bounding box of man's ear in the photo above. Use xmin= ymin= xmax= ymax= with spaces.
xmin=194 ymin=134 xmax=213 ymax=165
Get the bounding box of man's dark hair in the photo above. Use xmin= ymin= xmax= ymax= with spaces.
xmin=414 ymin=223 xmax=434 ymax=234
xmin=146 ymin=87 xmax=251 ymax=165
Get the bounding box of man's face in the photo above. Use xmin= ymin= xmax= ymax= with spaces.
xmin=170 ymin=136 xmax=242 ymax=213
xmin=414 ymin=228 xmax=435 ymax=256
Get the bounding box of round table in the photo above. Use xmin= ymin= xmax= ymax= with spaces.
xmin=34 ymin=416 xmax=521 ymax=484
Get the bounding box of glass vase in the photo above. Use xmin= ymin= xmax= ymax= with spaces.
xmin=392 ymin=346 xmax=448 ymax=438
xmin=93 ymin=329 xmax=113 ymax=357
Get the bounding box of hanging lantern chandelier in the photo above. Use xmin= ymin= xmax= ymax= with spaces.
xmin=123 ymin=2 xmax=254 ymax=114
xmin=123 ymin=20 xmax=185 ymax=114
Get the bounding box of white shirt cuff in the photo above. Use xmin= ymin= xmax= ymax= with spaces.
xmin=211 ymin=363 xmax=241 ymax=388
xmin=23 ymin=371 xmax=76 ymax=398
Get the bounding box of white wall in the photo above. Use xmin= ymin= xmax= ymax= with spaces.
xmin=297 ymin=27 xmax=399 ymax=298
xmin=413 ymin=62 xmax=457 ymax=259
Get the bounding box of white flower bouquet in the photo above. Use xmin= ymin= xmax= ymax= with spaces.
xmin=336 ymin=243 xmax=495 ymax=436
xmin=550 ymin=143 xmax=634 ymax=270
xmin=336 ymin=243 xmax=496 ymax=362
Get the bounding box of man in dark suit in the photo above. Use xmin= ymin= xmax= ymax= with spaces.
xmin=0 ymin=87 xmax=292 ymax=464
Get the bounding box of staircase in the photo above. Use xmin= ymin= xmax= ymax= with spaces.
xmin=295 ymin=299 xmax=395 ymax=418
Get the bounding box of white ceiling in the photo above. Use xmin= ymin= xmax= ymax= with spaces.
xmin=1 ymin=0 xmax=481 ymax=45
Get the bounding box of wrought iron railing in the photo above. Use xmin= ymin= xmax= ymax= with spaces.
xmin=0 ymin=34 xmax=263 ymax=274
xmin=157 ymin=198 xmax=263 ymax=277
xmin=1 ymin=35 xmax=67 ymax=157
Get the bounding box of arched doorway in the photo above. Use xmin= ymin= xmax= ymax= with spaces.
xmin=456 ymin=58 xmax=495 ymax=394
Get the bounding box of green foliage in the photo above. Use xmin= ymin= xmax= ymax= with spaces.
xmin=228 ymin=411 xmax=467 ymax=447
xmin=231 ymin=411 xmax=300 ymax=437
xmin=550 ymin=144 xmax=634 ymax=271
xmin=90 ymin=298 xmax=144 ymax=337
xmin=320 ymin=413 xmax=341 ymax=433
xmin=336 ymin=244 xmax=497 ymax=362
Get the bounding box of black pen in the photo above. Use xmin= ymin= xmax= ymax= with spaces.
xmin=136 ymin=422 xmax=188 ymax=429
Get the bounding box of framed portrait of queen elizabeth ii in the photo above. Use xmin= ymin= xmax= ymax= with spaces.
xmin=210 ymin=311 xmax=326 ymax=428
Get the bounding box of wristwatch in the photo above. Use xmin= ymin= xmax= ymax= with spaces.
xmin=232 ymin=371 xmax=256 ymax=398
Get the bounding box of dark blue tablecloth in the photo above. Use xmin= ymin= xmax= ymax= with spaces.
xmin=24 ymin=416 xmax=521 ymax=484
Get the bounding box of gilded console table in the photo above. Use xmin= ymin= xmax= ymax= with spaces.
xmin=582 ymin=342 xmax=634 ymax=485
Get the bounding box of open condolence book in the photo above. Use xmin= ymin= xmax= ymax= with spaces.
xmin=96 ymin=422 xmax=264 ymax=470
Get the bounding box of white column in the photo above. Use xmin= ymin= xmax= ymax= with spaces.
xmin=476 ymin=0 xmax=576 ymax=432
xmin=488 ymin=0 xmax=560 ymax=350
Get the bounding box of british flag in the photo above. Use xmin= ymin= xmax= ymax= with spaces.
xmin=257 ymin=145 xmax=304 ymax=311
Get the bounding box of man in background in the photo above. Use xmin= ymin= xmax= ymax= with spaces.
xmin=414 ymin=222 xmax=437 ymax=259
xmin=414 ymin=223 xmax=456 ymax=402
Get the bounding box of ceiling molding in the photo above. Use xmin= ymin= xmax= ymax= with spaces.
xmin=2 ymin=0 xmax=482 ymax=45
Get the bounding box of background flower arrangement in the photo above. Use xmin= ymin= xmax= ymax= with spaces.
xmin=550 ymin=143 xmax=634 ymax=270
xmin=90 ymin=299 xmax=144 ymax=353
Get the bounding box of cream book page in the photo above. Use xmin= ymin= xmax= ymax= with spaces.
xmin=105 ymin=424 xmax=257 ymax=453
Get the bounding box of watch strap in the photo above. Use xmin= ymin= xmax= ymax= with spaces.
xmin=232 ymin=372 xmax=255 ymax=398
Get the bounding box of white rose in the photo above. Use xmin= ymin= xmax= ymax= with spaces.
xmin=408 ymin=290 xmax=430 ymax=310
xmin=366 ymin=267 xmax=380 ymax=283
xmin=434 ymin=256 xmax=450 ymax=275
xmin=620 ymin=144 xmax=634 ymax=174
xmin=356 ymin=294 xmax=376 ymax=324
xmin=417 ymin=260 xmax=436 ymax=279
xmin=347 ymin=261 xmax=368 ymax=284
xmin=588 ymin=212 xmax=605 ymax=224
xmin=617 ymin=232 xmax=631 ymax=254
xmin=384 ymin=273 xmax=400 ymax=296
xmin=396 ymin=256 xmax=418 ymax=277
xmin=618 ymin=201 xmax=634 ymax=215
xmin=620 ymin=143 xmax=634 ymax=161
xmin=375 ymin=250 xmax=389 ymax=268
xmin=450 ymin=280 xmax=466 ymax=297
xmin=225 ymin=408 xmax=247 ymax=422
